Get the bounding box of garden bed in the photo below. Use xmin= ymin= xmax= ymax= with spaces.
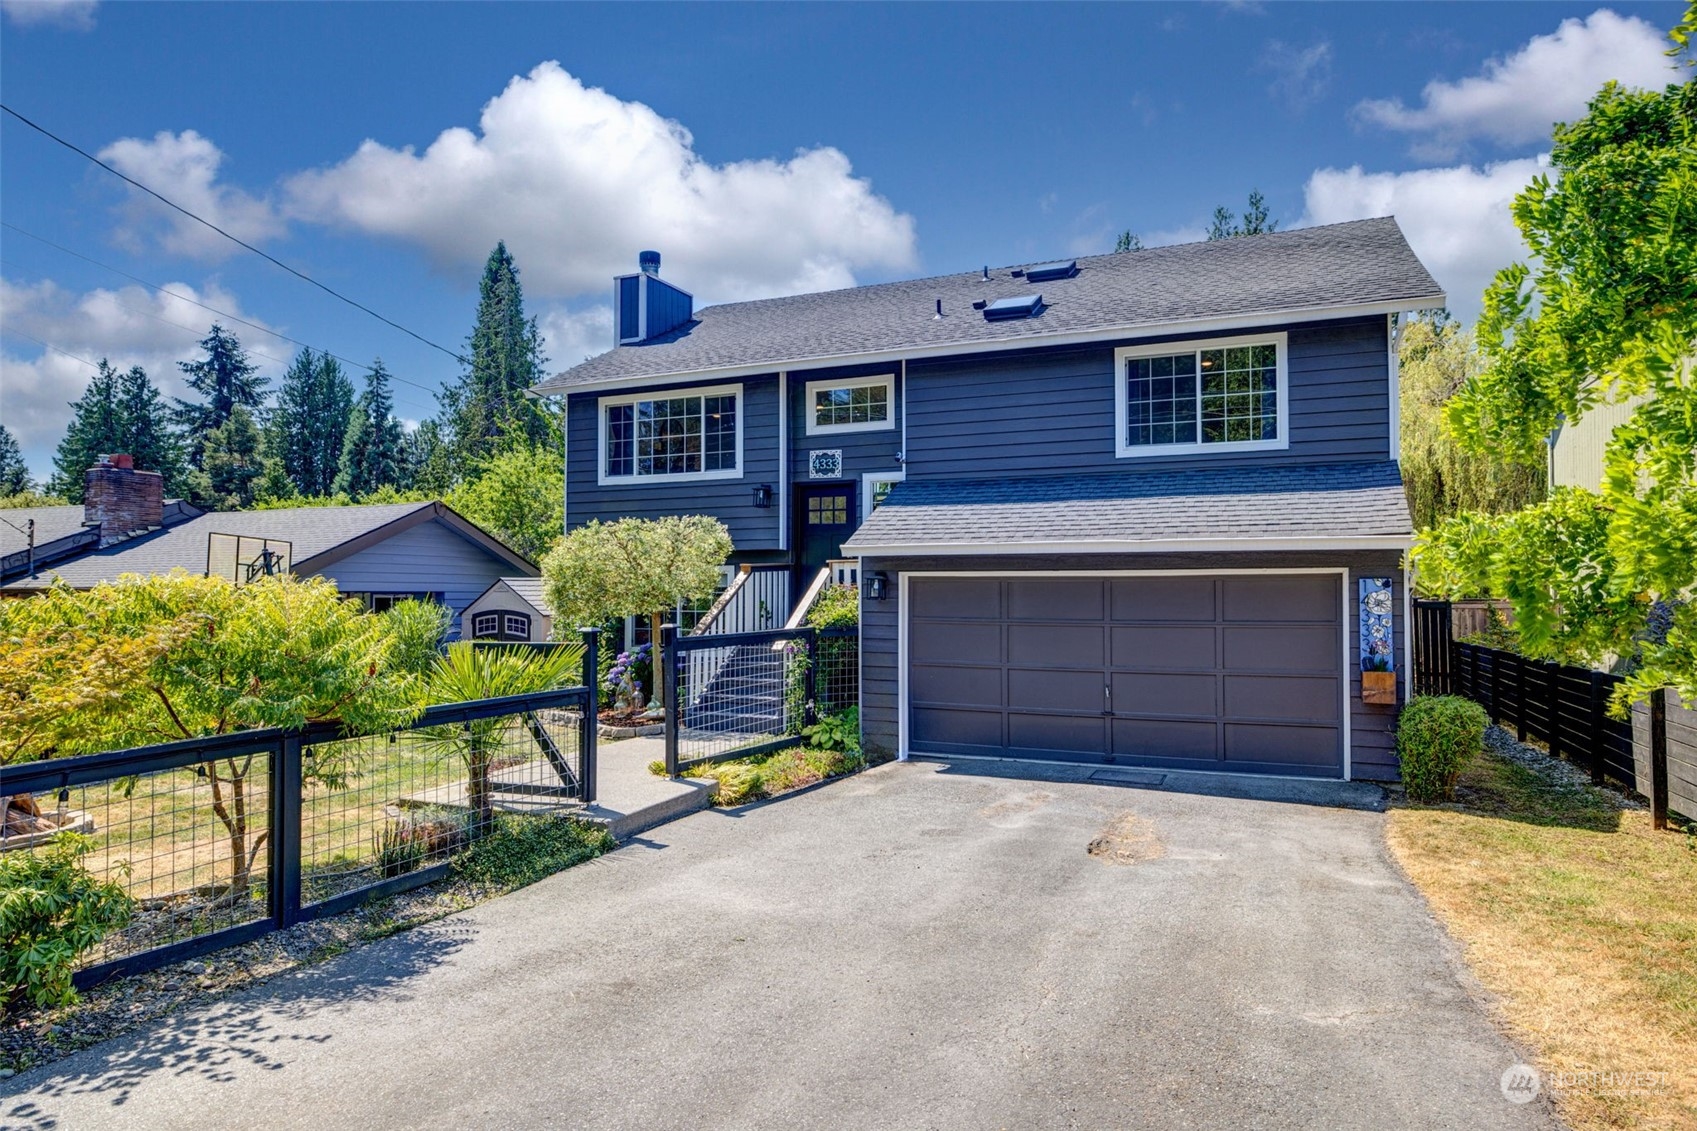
xmin=651 ymin=746 xmax=868 ymax=806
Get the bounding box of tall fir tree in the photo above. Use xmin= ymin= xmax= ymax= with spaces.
xmin=114 ymin=364 xmax=186 ymax=496
xmin=188 ymin=405 xmax=264 ymax=510
xmin=439 ymin=242 xmax=553 ymax=475
xmin=404 ymin=420 xmax=454 ymax=495
xmin=174 ymin=324 xmax=266 ymax=467
xmin=0 ymin=424 xmax=31 ymax=495
xmin=49 ymin=361 xmax=125 ymax=500
xmin=270 ymin=349 xmax=354 ymax=497
xmin=333 ymin=359 xmax=406 ymax=498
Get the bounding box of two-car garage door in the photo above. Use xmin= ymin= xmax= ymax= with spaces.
xmin=906 ymin=574 xmax=1345 ymax=778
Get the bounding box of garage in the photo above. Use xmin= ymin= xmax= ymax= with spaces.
xmin=906 ymin=573 xmax=1345 ymax=777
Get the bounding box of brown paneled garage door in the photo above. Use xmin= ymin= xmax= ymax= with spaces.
xmin=907 ymin=574 xmax=1344 ymax=777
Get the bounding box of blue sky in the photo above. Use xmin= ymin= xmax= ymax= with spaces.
xmin=1 ymin=0 xmax=1686 ymax=479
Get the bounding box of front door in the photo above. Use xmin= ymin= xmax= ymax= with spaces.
xmin=796 ymin=483 xmax=857 ymax=587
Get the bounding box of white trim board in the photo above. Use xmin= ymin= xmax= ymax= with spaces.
xmin=860 ymin=470 xmax=905 ymax=523
xmin=1113 ymin=332 xmax=1289 ymax=459
xmin=894 ymin=566 xmax=1355 ymax=780
xmin=536 ymin=295 xmax=1445 ymax=396
xmin=847 ymin=535 xmax=1415 ymax=556
xmin=596 ymin=382 xmax=745 ymax=486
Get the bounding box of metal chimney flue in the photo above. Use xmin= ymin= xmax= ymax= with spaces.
xmin=639 ymin=250 xmax=662 ymax=276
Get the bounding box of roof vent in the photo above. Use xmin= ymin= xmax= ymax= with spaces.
xmin=639 ymin=250 xmax=662 ymax=276
xmin=983 ymin=294 xmax=1043 ymax=321
xmin=933 ymin=298 xmax=943 ymax=320
xmin=981 ymin=265 xmax=990 ymax=281
xmin=1023 ymin=260 xmax=1078 ymax=282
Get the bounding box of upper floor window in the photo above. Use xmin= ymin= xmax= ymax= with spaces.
xmin=805 ymin=374 xmax=894 ymax=435
xmin=1114 ymin=333 xmax=1288 ymax=458
xmin=600 ymin=385 xmax=741 ymax=482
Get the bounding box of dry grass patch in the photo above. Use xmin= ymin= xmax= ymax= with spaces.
xmin=1387 ymin=738 xmax=1697 ymax=1130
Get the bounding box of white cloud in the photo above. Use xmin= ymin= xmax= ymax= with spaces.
xmin=537 ymin=305 xmax=614 ymax=368
xmin=1261 ymin=40 xmax=1333 ymax=110
xmin=97 ymin=131 xmax=284 ymax=261
xmin=283 ymin=61 xmax=918 ymax=303
xmin=1300 ymin=156 xmax=1549 ymax=322
xmin=1355 ymin=10 xmax=1677 ymax=156
xmin=0 ymin=277 xmax=281 ymax=476
xmin=0 ymin=0 xmax=97 ymax=30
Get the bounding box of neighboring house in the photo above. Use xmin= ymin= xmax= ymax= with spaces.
xmin=1549 ymin=395 xmax=1644 ymax=491
xmin=0 ymin=457 xmax=536 ymax=637
xmin=535 ymin=220 xmax=1444 ymax=781
xmin=464 ymin=577 xmax=554 ymax=642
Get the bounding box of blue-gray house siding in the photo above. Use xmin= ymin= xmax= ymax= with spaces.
xmin=314 ymin=521 xmax=521 ymax=638
xmin=902 ymin=316 xmax=1391 ymax=482
xmin=787 ymin=360 xmax=904 ymax=509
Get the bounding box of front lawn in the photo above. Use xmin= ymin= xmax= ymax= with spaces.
xmin=1386 ymin=730 xmax=1697 ymax=1130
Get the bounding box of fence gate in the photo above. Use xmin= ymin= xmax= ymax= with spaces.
xmin=661 ymin=624 xmax=816 ymax=775
xmin=1413 ymin=599 xmax=1454 ymax=696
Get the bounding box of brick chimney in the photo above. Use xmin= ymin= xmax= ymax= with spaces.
xmin=83 ymin=454 xmax=164 ymax=546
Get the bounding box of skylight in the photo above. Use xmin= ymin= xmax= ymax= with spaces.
xmin=1022 ymin=260 xmax=1078 ymax=282
xmin=983 ymin=294 xmax=1044 ymax=321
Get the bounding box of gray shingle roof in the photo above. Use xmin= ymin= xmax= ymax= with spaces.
xmin=842 ymin=461 xmax=1413 ymax=554
xmin=537 ymin=218 xmax=1441 ymax=391
xmin=0 ymin=505 xmax=93 ymax=556
xmin=500 ymin=576 xmax=551 ymax=614
xmin=3 ymin=502 xmax=438 ymax=590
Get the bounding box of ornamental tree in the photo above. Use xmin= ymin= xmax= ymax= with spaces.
xmin=540 ymin=515 xmax=733 ymax=709
xmin=1417 ymin=37 xmax=1697 ymax=707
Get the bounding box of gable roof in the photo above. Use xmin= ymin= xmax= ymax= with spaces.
xmin=536 ymin=217 xmax=1442 ymax=392
xmin=0 ymin=501 xmax=536 ymax=591
xmin=470 ymin=576 xmax=553 ymax=616
xmin=841 ymin=461 xmax=1413 ymax=556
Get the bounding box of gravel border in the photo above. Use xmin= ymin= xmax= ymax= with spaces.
xmin=0 ymin=870 xmax=539 ymax=1078
xmin=1481 ymin=724 xmax=1646 ymax=809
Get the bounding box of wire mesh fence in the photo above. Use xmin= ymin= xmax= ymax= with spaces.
xmin=1 ymin=683 xmax=596 ymax=988
xmin=664 ymin=626 xmax=815 ymax=773
xmin=814 ymin=627 xmax=859 ymax=719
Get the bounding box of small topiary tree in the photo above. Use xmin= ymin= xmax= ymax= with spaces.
xmin=1396 ymin=695 xmax=1489 ymax=802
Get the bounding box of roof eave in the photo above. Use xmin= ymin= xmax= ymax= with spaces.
xmin=842 ymin=534 xmax=1415 ymax=556
xmin=532 ymin=293 xmax=1445 ymax=396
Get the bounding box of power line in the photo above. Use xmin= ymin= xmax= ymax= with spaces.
xmin=0 ymin=326 xmax=103 ymax=370
xmin=1 ymin=102 xmax=468 ymax=365
xmin=0 ymin=231 xmax=444 ymax=406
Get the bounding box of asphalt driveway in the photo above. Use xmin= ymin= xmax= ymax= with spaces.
xmin=3 ymin=760 xmax=1558 ymax=1130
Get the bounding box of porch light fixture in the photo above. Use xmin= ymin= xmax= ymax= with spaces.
xmin=866 ymin=571 xmax=888 ymax=601
xmin=752 ymin=484 xmax=774 ymax=508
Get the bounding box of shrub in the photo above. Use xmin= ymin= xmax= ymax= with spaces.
xmin=1397 ymin=695 xmax=1489 ymax=802
xmin=804 ymin=707 xmax=860 ymax=756
xmin=1 ymin=833 xmax=134 ymax=1012
xmin=452 ymin=815 xmax=614 ymax=890
xmin=807 ymin=584 xmax=860 ymax=629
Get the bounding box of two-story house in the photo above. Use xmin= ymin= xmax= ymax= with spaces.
xmin=537 ymin=219 xmax=1443 ymax=781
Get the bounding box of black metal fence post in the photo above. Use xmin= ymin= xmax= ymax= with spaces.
xmin=1546 ymin=662 xmax=1562 ymax=760
xmin=580 ymin=627 xmax=600 ymax=805
xmin=1514 ymin=653 xmax=1528 ymax=741
xmin=1587 ymin=671 xmax=1607 ymax=785
xmin=803 ymin=626 xmax=818 ymax=731
xmin=272 ymin=733 xmax=303 ymax=929
xmin=661 ymin=622 xmax=680 ymax=778
xmin=1650 ymin=688 xmax=1669 ymax=830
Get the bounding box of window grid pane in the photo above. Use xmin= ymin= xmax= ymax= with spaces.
xmin=814 ymin=383 xmax=889 ymax=427
xmin=1125 ymin=354 xmax=1197 ymax=447
xmin=607 ymin=392 xmax=740 ymax=477
xmin=1127 ymin=345 xmax=1276 ymax=448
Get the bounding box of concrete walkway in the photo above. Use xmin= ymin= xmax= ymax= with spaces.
xmin=580 ymin=735 xmax=713 ymax=840
xmin=2 ymin=760 xmax=1558 ymax=1130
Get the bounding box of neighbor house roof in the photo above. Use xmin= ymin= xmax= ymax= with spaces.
xmin=841 ymin=461 xmax=1414 ymax=556
xmin=1 ymin=501 xmax=535 ymax=591
xmin=0 ymin=499 xmax=202 ymax=583
xmin=536 ymin=218 xmax=1443 ymax=392
xmin=472 ymin=576 xmax=553 ymax=615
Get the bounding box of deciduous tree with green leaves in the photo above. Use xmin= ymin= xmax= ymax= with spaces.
xmin=445 ymin=442 xmax=564 ymax=561
xmin=1416 ymin=33 xmax=1697 ymax=707
xmin=540 ymin=515 xmax=733 ymax=709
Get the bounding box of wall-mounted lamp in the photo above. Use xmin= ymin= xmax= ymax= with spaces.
xmin=866 ymin=571 xmax=889 ymax=601
xmin=751 ymin=484 xmax=773 ymax=509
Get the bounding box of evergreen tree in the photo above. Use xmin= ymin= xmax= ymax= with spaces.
xmin=1113 ymin=231 xmax=1144 ymax=252
xmin=49 ymin=361 xmax=125 ymax=500
xmin=333 ymin=359 xmax=406 ymax=498
xmin=405 ymin=420 xmax=454 ymax=496
xmin=0 ymin=424 xmax=31 ymax=495
xmin=1207 ymin=190 xmax=1279 ymax=240
xmin=269 ymin=349 xmax=354 ymax=497
xmin=174 ymin=325 xmax=265 ymax=465
xmin=114 ymin=364 xmax=185 ymax=496
xmin=188 ymin=405 xmax=264 ymax=510
xmin=439 ymin=242 xmax=553 ymax=473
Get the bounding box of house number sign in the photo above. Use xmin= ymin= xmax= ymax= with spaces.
xmin=809 ymin=450 xmax=843 ymax=479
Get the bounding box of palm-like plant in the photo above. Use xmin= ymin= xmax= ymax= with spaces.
xmin=421 ymin=643 xmax=583 ymax=830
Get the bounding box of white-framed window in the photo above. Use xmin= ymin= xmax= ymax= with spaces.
xmin=1114 ymin=332 xmax=1289 ymax=458
xmin=503 ymin=613 xmax=531 ymax=639
xmin=862 ymin=471 xmax=905 ymax=522
xmin=599 ymin=384 xmax=743 ymax=484
xmin=805 ymin=374 xmax=895 ymax=435
xmin=471 ymin=612 xmax=501 ymax=638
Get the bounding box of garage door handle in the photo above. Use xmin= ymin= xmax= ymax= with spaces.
xmin=1103 ymin=683 xmax=1112 ymax=716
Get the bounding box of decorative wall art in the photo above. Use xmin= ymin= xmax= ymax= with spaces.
xmin=1359 ymin=577 xmax=1397 ymax=704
